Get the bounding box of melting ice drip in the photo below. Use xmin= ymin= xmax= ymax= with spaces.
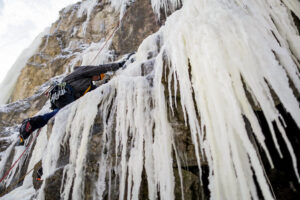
xmin=1 ymin=0 xmax=300 ymax=199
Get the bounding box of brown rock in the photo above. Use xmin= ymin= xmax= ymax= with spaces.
xmin=174 ymin=168 xmax=202 ymax=200
xmin=44 ymin=168 xmax=64 ymax=200
xmin=32 ymin=160 xmax=43 ymax=190
xmin=112 ymin=0 xmax=163 ymax=55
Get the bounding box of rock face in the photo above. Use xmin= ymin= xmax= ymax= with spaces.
xmin=1 ymin=0 xmax=195 ymax=199
xmin=111 ymin=0 xmax=163 ymax=55
xmin=0 ymin=80 xmax=52 ymax=152
xmin=10 ymin=0 xmax=162 ymax=103
xmin=0 ymin=0 xmax=300 ymax=200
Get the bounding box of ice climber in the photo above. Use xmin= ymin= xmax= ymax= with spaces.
xmin=18 ymin=53 xmax=135 ymax=145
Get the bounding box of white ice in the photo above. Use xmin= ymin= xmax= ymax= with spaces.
xmin=1 ymin=0 xmax=300 ymax=200
xmin=0 ymin=28 xmax=48 ymax=105
xmin=77 ymin=0 xmax=98 ymax=36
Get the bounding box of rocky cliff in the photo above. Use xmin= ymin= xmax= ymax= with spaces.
xmin=10 ymin=0 xmax=162 ymax=103
xmin=0 ymin=0 xmax=300 ymax=200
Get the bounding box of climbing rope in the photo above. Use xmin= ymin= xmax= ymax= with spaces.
xmin=42 ymin=9 xmax=128 ymax=97
xmin=90 ymin=20 xmax=121 ymax=65
xmin=0 ymin=167 xmax=35 ymax=197
xmin=0 ymin=129 xmax=42 ymax=184
xmin=0 ymin=3 xmax=134 ymax=196
xmin=89 ymin=4 xmax=133 ymax=65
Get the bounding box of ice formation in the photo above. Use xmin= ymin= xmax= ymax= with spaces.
xmin=77 ymin=0 xmax=98 ymax=35
xmin=0 ymin=29 xmax=47 ymax=105
xmin=0 ymin=0 xmax=81 ymax=105
xmin=1 ymin=0 xmax=300 ymax=200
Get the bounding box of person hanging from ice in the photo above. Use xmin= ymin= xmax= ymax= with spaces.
xmin=18 ymin=53 xmax=135 ymax=145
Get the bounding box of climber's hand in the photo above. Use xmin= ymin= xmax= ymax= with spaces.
xmin=120 ymin=52 xmax=136 ymax=69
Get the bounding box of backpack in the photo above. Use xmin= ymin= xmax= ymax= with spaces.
xmin=49 ymin=82 xmax=75 ymax=110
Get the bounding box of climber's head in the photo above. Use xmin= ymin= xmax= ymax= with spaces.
xmin=92 ymin=74 xmax=105 ymax=81
xmin=92 ymin=75 xmax=100 ymax=81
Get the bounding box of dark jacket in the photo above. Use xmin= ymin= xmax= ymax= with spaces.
xmin=19 ymin=62 xmax=123 ymax=141
xmin=62 ymin=62 xmax=122 ymax=99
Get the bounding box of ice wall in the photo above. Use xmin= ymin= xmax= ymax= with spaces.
xmin=0 ymin=29 xmax=48 ymax=105
xmin=282 ymin=0 xmax=300 ymax=19
xmin=0 ymin=0 xmax=299 ymax=199
xmin=154 ymin=0 xmax=300 ymax=199
xmin=38 ymin=0 xmax=300 ymax=198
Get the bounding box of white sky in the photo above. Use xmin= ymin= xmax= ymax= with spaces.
xmin=0 ymin=0 xmax=80 ymax=83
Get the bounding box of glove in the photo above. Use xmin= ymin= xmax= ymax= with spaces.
xmin=119 ymin=52 xmax=136 ymax=69
xmin=119 ymin=60 xmax=126 ymax=68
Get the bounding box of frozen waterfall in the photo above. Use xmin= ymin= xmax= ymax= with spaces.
xmin=0 ymin=0 xmax=300 ymax=200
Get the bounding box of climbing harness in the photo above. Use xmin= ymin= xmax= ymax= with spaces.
xmin=50 ymin=82 xmax=68 ymax=103
xmin=0 ymin=129 xmax=42 ymax=185
xmin=49 ymin=82 xmax=75 ymax=110
xmin=43 ymin=4 xmax=133 ymax=97
xmin=83 ymin=85 xmax=92 ymax=96
xmin=41 ymin=19 xmax=120 ymax=98
xmin=43 ymin=81 xmax=59 ymax=97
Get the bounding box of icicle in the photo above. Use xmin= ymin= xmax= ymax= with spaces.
xmin=2 ymin=1 xmax=300 ymax=200
xmin=150 ymin=0 xmax=182 ymax=19
xmin=281 ymin=0 xmax=300 ymax=27
xmin=150 ymin=0 xmax=300 ymax=199
xmin=0 ymin=138 xmax=16 ymax=180
xmin=77 ymin=0 xmax=98 ymax=36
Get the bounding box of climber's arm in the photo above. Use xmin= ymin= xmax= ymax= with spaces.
xmin=79 ymin=62 xmax=123 ymax=77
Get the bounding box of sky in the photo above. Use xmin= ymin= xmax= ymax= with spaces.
xmin=0 ymin=0 xmax=80 ymax=83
